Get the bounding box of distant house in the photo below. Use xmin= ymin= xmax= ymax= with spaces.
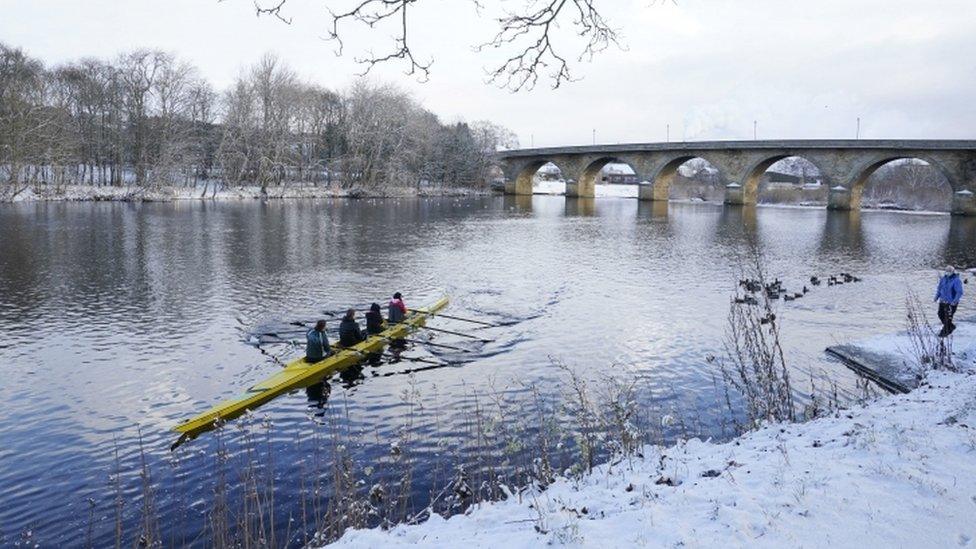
xmin=765 ymin=171 xmax=801 ymax=188
xmin=603 ymin=172 xmax=640 ymax=184
xmin=763 ymin=170 xmax=825 ymax=190
xmin=601 ymin=163 xmax=639 ymax=184
xmin=536 ymin=162 xmax=563 ymax=181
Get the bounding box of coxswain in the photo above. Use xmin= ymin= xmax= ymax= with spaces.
xmin=388 ymin=292 xmax=407 ymax=324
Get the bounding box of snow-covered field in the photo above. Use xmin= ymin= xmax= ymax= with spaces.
xmin=332 ymin=359 xmax=976 ymax=547
xmin=533 ymin=180 xmax=638 ymax=198
xmin=3 ymin=184 xmax=491 ymax=202
xmin=854 ymin=317 xmax=976 ymax=366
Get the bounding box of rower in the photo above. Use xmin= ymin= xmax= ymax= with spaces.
xmin=388 ymin=292 xmax=407 ymax=324
xmin=305 ymin=320 xmax=331 ymax=363
xmin=338 ymin=309 xmax=366 ymax=346
xmin=365 ymin=303 xmax=384 ymax=335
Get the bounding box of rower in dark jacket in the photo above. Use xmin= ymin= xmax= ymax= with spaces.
xmin=306 ymin=320 xmax=331 ymax=362
xmin=365 ymin=303 xmax=385 ymax=335
xmin=338 ymin=309 xmax=366 ymax=346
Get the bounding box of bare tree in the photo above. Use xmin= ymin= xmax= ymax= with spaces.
xmin=0 ymin=44 xmax=44 ymax=196
xmin=863 ymin=159 xmax=949 ymax=211
xmin=117 ymin=50 xmax=169 ymax=185
xmin=2 ymin=43 xmax=515 ymax=199
xmin=253 ymin=0 xmax=620 ymax=91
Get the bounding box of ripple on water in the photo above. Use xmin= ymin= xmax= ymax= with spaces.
xmin=1 ymin=197 xmax=972 ymax=545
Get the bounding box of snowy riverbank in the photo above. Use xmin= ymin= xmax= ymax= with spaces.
xmin=331 ymin=366 xmax=976 ymax=547
xmin=1 ymin=184 xmax=493 ymax=203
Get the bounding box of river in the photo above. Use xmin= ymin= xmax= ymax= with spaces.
xmin=2 ymin=195 xmax=974 ymax=545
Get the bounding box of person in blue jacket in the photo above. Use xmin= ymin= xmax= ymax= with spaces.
xmin=935 ymin=265 xmax=963 ymax=337
xmin=306 ymin=320 xmax=332 ymax=362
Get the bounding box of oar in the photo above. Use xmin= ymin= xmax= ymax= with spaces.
xmin=421 ymin=325 xmax=494 ymax=343
xmin=346 ymin=347 xmax=453 ymax=367
xmin=382 ymin=353 xmax=452 ymax=367
xmin=394 ymin=337 xmax=472 ymax=353
xmin=375 ymin=362 xmax=458 ymax=377
xmin=408 ymin=309 xmax=500 ymax=328
xmin=290 ymin=318 xmax=342 ymax=327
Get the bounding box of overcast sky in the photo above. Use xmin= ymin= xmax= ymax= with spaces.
xmin=2 ymin=0 xmax=974 ymax=147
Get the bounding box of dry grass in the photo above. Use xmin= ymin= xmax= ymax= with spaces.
xmin=905 ymin=290 xmax=956 ymax=373
xmin=720 ymin=252 xmax=796 ymax=428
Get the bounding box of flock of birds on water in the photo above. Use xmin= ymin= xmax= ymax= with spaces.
xmin=734 ymin=272 xmax=865 ymax=310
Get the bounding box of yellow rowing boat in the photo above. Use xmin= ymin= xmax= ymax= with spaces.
xmin=171 ymin=296 xmax=449 ymax=447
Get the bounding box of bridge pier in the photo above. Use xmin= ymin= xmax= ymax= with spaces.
xmin=952 ymin=189 xmax=976 ymax=216
xmin=503 ymin=176 xmax=533 ymax=196
xmin=637 ymin=181 xmax=653 ymax=201
xmin=565 ymin=179 xmax=596 ymax=198
xmin=637 ymin=180 xmax=674 ymax=201
xmin=723 ymin=183 xmax=745 ymax=205
xmin=827 ymin=185 xmax=853 ymax=211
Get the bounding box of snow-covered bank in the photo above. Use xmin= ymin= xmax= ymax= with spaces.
xmin=1 ymin=184 xmax=492 ymax=203
xmin=830 ymin=318 xmax=976 ymax=392
xmin=332 ymin=366 xmax=976 ymax=548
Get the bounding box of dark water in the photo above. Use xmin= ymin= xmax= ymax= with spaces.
xmin=2 ymin=195 xmax=975 ymax=545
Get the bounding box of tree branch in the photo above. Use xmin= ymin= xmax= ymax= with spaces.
xmin=477 ymin=0 xmax=621 ymax=91
xmin=249 ymin=0 xmax=621 ymax=90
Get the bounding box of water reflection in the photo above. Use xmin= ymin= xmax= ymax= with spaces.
xmin=716 ymin=205 xmax=757 ymax=247
xmin=564 ymin=197 xmax=596 ymax=216
xmin=306 ymin=381 xmax=331 ymax=410
xmin=636 ymin=200 xmax=669 ymax=221
xmin=502 ymin=194 xmax=533 ymax=212
xmin=945 ymin=216 xmax=976 ymax=267
xmin=819 ymin=210 xmax=865 ymax=259
xmin=338 ymin=364 xmax=366 ymax=387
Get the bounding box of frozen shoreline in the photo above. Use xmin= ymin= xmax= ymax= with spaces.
xmin=1 ymin=184 xmax=494 ymax=203
xmin=330 ymin=343 xmax=976 ymax=548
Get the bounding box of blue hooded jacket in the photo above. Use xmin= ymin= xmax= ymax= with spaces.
xmin=935 ymin=273 xmax=963 ymax=305
xmin=306 ymin=328 xmax=331 ymax=361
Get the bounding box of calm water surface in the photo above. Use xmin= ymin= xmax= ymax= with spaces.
xmin=2 ymin=195 xmax=975 ymax=545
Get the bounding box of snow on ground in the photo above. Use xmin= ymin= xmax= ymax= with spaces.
xmin=854 ymin=317 xmax=976 ymax=364
xmin=532 ymin=181 xmax=638 ymax=198
xmin=834 ymin=318 xmax=976 ymax=389
xmin=332 ymin=365 xmax=976 ymax=548
xmin=3 ymin=184 xmax=490 ymax=202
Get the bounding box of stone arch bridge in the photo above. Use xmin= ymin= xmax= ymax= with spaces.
xmin=497 ymin=140 xmax=976 ymax=215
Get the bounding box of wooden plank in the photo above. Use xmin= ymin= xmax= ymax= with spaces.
xmin=825 ymin=345 xmax=912 ymax=394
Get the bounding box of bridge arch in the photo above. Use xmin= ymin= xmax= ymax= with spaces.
xmin=847 ymin=155 xmax=957 ymax=211
xmin=647 ymin=155 xmax=725 ymax=201
xmin=573 ymin=156 xmax=643 ymax=198
xmin=741 ymin=154 xmax=830 ymax=205
xmin=511 ymin=159 xmax=567 ymax=195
